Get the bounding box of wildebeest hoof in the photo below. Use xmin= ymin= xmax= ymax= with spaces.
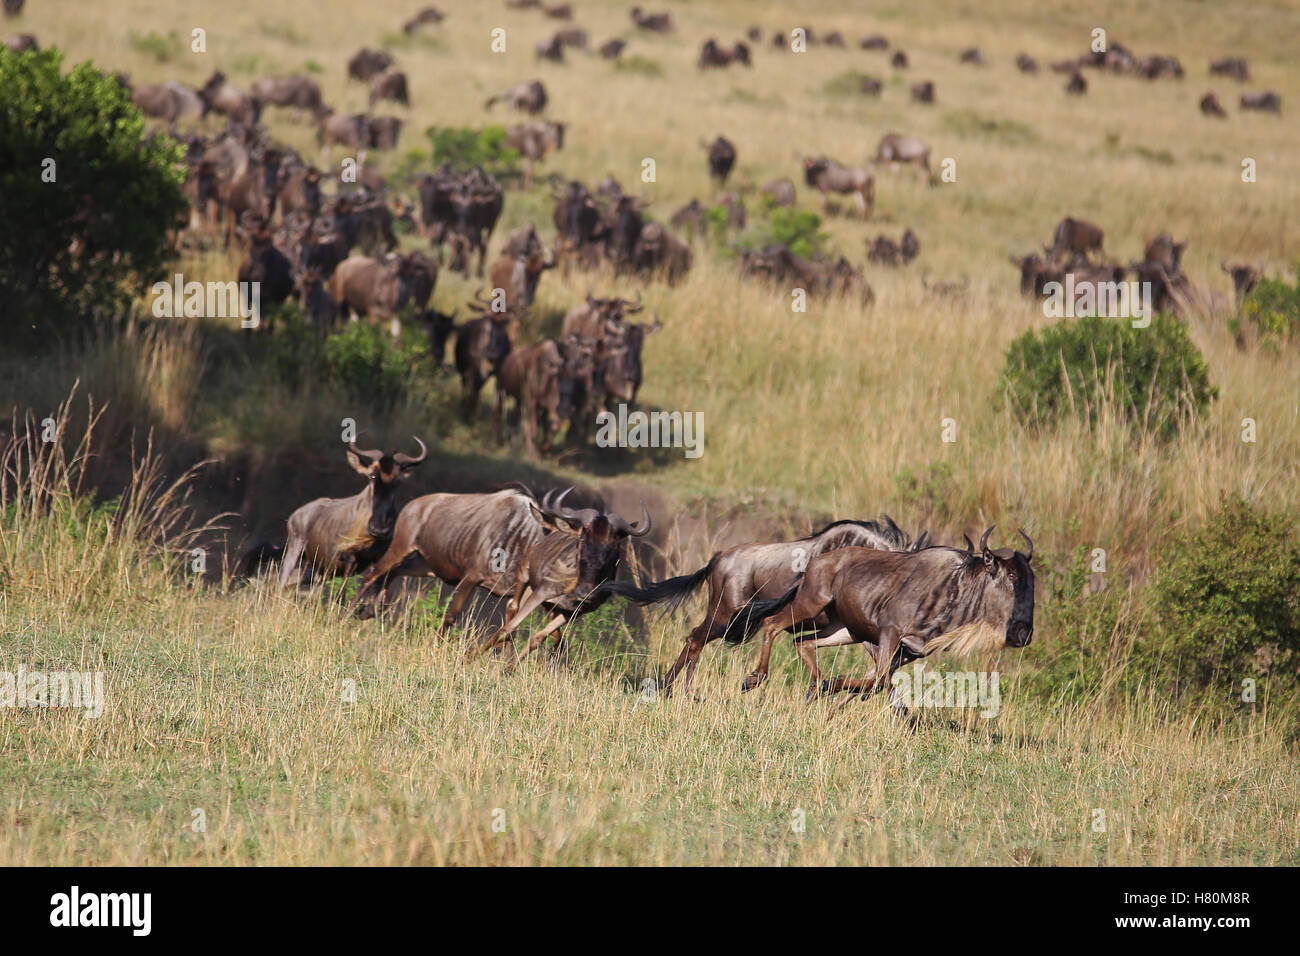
xmin=740 ymin=671 xmax=762 ymax=693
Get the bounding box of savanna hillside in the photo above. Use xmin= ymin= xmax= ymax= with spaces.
xmin=1 ymin=0 xmax=1298 ymax=865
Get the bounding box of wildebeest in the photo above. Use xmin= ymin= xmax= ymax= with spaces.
xmin=505 ymin=121 xmax=565 ymax=188
xmin=129 ymin=82 xmax=205 ymax=124
xmin=698 ymin=38 xmax=750 ymax=68
xmin=1048 ymin=216 xmax=1105 ymax=262
xmin=1222 ymin=262 xmax=1262 ymax=303
xmin=419 ymin=165 xmax=503 ymax=277
xmin=473 ymin=489 xmax=652 ymax=662
xmin=867 ymin=229 xmax=919 ymax=266
xmin=536 ymin=33 xmax=566 ymax=63
xmin=279 ymin=439 xmax=427 ymax=588
xmin=1240 ymin=90 xmax=1281 ymax=113
xmin=494 ymin=337 xmax=594 ymax=457
xmin=632 ymin=222 xmax=693 ymax=284
xmin=860 ymin=35 xmax=888 ymax=50
xmin=873 ymin=133 xmax=932 ymax=184
xmin=402 ymin=6 xmax=444 ymax=33
xmin=960 ymin=47 xmax=984 ymax=65
xmin=551 ymin=180 xmax=608 ymax=266
xmin=1065 ymin=71 xmax=1087 ymax=95
xmin=485 ymin=80 xmax=548 ymax=115
xmin=1016 ymin=53 xmax=1039 ymax=73
xmin=369 ymin=70 xmax=410 ymax=107
xmin=489 ymin=224 xmax=557 ymax=308
xmin=599 ymin=38 xmax=626 ymax=59
xmin=330 ymin=252 xmax=437 ymax=333
xmin=910 ymin=80 xmax=935 ymax=103
xmin=1209 ymin=56 xmax=1250 ymax=82
xmin=543 ymin=2 xmax=572 ymax=17
xmin=275 ymin=162 xmax=323 ymax=223
xmin=237 ymin=224 xmax=295 ymax=323
xmin=3 ymin=32 xmax=36 ymax=52
xmin=200 ymin=72 xmax=259 ymax=125
xmin=351 ymin=486 xmax=552 ymax=625
xmin=318 ymin=111 xmax=371 ymax=150
xmin=1200 ymin=92 xmax=1227 ymax=117
xmin=297 ymin=267 xmax=339 ymax=330
xmin=1012 ymin=252 xmax=1064 ymax=297
xmin=1143 ymin=234 xmax=1186 ymax=273
xmin=737 ymin=528 xmax=1034 ymax=703
xmin=803 ymin=156 xmax=874 ymax=218
xmin=3 ymin=0 xmax=25 ymax=18
xmin=1136 ymin=55 xmax=1184 ymax=80
xmin=600 ymin=517 xmax=923 ymax=696
xmin=630 ymin=7 xmax=672 ymax=31
xmin=251 ymin=75 xmax=327 ymax=119
xmin=762 ymin=177 xmax=796 ymax=207
xmin=367 ymin=116 xmax=405 ymax=150
xmin=347 ymin=47 xmax=393 ymax=83
xmin=454 ymin=291 xmax=518 ymax=420
xmin=891 ymin=50 xmax=908 ymax=69
xmin=858 ymin=75 xmax=883 ymax=95
xmin=705 ymin=136 xmax=737 ymax=188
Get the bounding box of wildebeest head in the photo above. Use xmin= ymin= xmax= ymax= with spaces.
xmin=346 ymin=438 xmax=428 ymax=538
xmin=965 ymin=526 xmax=1035 ymax=647
xmin=536 ymin=488 xmax=652 ymax=589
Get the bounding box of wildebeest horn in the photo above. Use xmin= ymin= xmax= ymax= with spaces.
xmin=963 ymin=533 xmax=975 ymax=554
xmin=393 ymin=436 xmax=427 ymax=467
xmin=546 ymin=486 xmax=601 ymax=526
xmin=979 ymin=525 xmax=995 ymax=554
xmin=348 ymin=441 xmax=385 ymax=463
xmin=1018 ymin=528 xmax=1033 ymax=561
xmin=611 ymin=502 xmax=652 ymax=537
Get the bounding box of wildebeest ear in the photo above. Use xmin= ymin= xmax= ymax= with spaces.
xmin=346 ymin=450 xmax=374 ymax=475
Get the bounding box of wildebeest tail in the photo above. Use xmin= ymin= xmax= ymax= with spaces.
xmin=723 ymin=585 xmax=799 ymax=645
xmin=595 ymin=555 xmax=716 ymax=613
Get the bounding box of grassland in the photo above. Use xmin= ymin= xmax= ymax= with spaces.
xmin=2 ymin=0 xmax=1299 ymax=865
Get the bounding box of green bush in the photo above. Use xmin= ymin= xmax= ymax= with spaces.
xmin=1233 ymin=266 xmax=1300 ymax=346
xmin=322 ymin=320 xmax=425 ymax=410
xmin=1146 ymin=497 xmax=1300 ymax=700
xmin=998 ymin=313 xmax=1216 ymax=440
xmin=737 ymin=207 xmax=827 ymax=259
xmin=0 ymin=47 xmax=187 ymax=342
xmin=613 ymin=55 xmax=663 ymax=77
xmin=1026 ymin=499 xmax=1300 ymax=710
xmin=425 ymin=125 xmax=519 ymax=178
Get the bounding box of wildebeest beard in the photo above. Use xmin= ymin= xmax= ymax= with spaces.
xmin=577 ymin=519 xmax=622 ymax=595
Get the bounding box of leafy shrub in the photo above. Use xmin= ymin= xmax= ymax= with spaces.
xmin=323 ymin=320 xmax=426 ymax=410
xmin=1026 ymin=499 xmax=1300 ymax=710
xmin=1233 ymin=266 xmax=1300 ymax=346
xmin=940 ymin=109 xmax=1039 ymax=146
xmin=998 ymin=313 xmax=1216 ymax=440
xmin=1145 ymin=497 xmax=1300 ymax=699
xmin=0 ymin=48 xmax=187 ymax=342
xmin=738 ymin=207 xmax=827 ymax=259
xmin=425 ymin=125 xmax=519 ymax=178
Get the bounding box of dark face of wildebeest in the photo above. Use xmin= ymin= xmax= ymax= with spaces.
xmin=348 ymin=440 xmax=428 ymax=539
xmin=973 ymin=527 xmax=1036 ymax=647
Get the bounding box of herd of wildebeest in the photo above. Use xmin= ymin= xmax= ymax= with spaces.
xmin=4 ymin=1 xmax=1284 ymax=702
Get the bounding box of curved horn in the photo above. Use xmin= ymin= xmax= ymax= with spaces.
xmin=1018 ymin=528 xmax=1034 ymax=561
xmin=393 ymin=436 xmax=427 ymax=467
xmin=963 ymin=533 xmax=975 ymax=554
xmin=618 ymin=501 xmax=652 ymax=536
xmin=348 ymin=440 xmax=385 ymax=463
xmin=979 ymin=525 xmax=995 ymax=554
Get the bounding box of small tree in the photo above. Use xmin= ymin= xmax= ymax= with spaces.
xmin=0 ymin=47 xmax=187 ymax=342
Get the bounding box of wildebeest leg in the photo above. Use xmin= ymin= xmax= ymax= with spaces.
xmin=513 ymin=612 xmax=568 ymax=667
xmin=661 ymin=620 xmax=718 ymax=698
xmin=441 ymin=575 xmax=483 ymax=632
xmin=471 ymin=581 xmax=540 ymax=659
xmin=278 ymin=536 xmax=306 ymax=589
xmin=740 ymin=621 xmax=784 ymax=693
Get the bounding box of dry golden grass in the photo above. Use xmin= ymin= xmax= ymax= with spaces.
xmin=3 ymin=0 xmax=1299 ymax=865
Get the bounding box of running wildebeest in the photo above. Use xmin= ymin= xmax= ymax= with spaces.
xmin=911 ymin=80 xmax=935 ymax=103
xmin=705 ymin=136 xmax=737 ymax=188
xmin=1016 ymin=53 xmax=1039 ymax=73
xmin=737 ymin=528 xmax=1034 ymax=703
xmin=369 ymin=70 xmax=410 ymax=107
xmin=600 ymin=517 xmax=924 ymax=696
xmin=472 ymin=489 xmax=652 ymax=663
xmin=278 ymin=439 xmax=427 ymax=588
xmin=505 ymin=121 xmax=565 ymax=188
xmin=351 ymin=486 xmax=552 ymax=625
xmin=454 ymin=291 xmax=518 ymax=421
xmin=348 ymin=47 xmax=393 ymax=83
xmin=803 ymin=156 xmax=874 ymax=218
